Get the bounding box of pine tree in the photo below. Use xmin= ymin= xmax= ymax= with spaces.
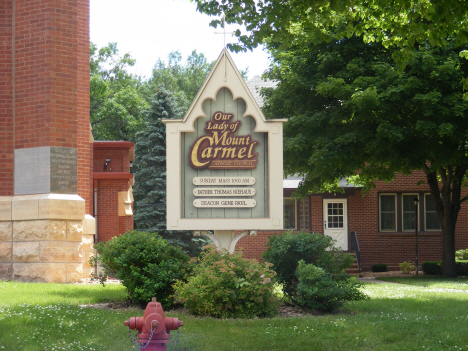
xmin=133 ymin=87 xmax=208 ymax=256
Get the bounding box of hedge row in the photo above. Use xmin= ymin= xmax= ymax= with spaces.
xmin=422 ymin=261 xmax=468 ymax=276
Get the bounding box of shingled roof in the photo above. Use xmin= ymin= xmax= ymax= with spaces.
xmin=245 ymin=75 xmax=277 ymax=108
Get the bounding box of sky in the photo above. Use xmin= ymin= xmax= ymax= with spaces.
xmin=90 ymin=0 xmax=271 ymax=80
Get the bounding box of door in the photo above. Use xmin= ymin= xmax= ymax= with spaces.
xmin=323 ymin=199 xmax=348 ymax=250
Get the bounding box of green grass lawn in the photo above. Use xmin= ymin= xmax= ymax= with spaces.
xmin=1 ymin=279 xmax=468 ymax=350
xmin=377 ymin=275 xmax=468 ymax=290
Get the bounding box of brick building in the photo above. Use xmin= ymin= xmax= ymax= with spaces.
xmin=0 ymin=0 xmax=133 ymax=283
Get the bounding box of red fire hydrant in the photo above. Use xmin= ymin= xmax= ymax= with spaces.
xmin=124 ymin=297 xmax=183 ymax=351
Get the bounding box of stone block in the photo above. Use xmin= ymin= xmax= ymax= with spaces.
xmin=82 ymin=267 xmax=94 ymax=279
xmin=66 ymin=263 xmax=83 ymax=283
xmin=13 ymin=263 xmax=66 ymax=283
xmin=13 ymin=242 xmax=40 ymax=262
xmin=0 ymin=242 xmax=12 ymax=262
xmin=0 ymin=197 xmax=12 ymax=221
xmin=0 ymin=263 xmax=12 ymax=280
xmin=67 ymin=221 xmax=83 ymax=241
xmin=82 ymin=214 xmax=96 ymax=235
xmin=82 ymin=234 xmax=95 ymax=251
xmin=82 ymin=249 xmax=94 ymax=268
xmin=48 ymin=220 xmax=67 ymax=241
xmin=39 ymin=194 xmax=85 ymax=220
xmin=13 ymin=220 xmax=66 ymax=241
xmin=40 ymin=241 xmax=82 ymax=263
xmin=12 ymin=195 xmax=41 ymax=221
xmin=0 ymin=222 xmax=12 ymax=241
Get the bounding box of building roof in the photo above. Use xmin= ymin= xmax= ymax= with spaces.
xmin=283 ymin=175 xmax=359 ymax=189
xmin=245 ymin=75 xmax=277 ymax=108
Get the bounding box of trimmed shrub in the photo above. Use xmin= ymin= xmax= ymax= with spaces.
xmin=295 ymin=260 xmax=367 ymax=312
xmin=262 ymin=232 xmax=354 ymax=299
xmin=173 ymin=245 xmax=279 ymax=318
xmin=422 ymin=261 xmax=443 ymax=275
xmin=399 ymin=261 xmax=415 ymax=274
xmin=371 ymin=263 xmax=388 ymax=272
xmin=422 ymin=261 xmax=468 ymax=276
xmin=94 ymin=230 xmax=191 ymax=308
xmin=456 ymin=261 xmax=468 ymax=276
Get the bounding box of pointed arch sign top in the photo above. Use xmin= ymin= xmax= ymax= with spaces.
xmin=165 ymin=48 xmax=287 ymax=131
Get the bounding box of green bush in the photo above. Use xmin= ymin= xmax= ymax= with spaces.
xmin=422 ymin=261 xmax=468 ymax=276
xmin=422 ymin=261 xmax=443 ymax=275
xmin=173 ymin=245 xmax=279 ymax=318
xmin=399 ymin=261 xmax=415 ymax=274
xmin=262 ymin=232 xmax=354 ymax=298
xmin=456 ymin=261 xmax=468 ymax=276
xmin=94 ymin=230 xmax=191 ymax=308
xmin=371 ymin=263 xmax=388 ymax=272
xmin=456 ymin=249 xmax=468 ymax=261
xmin=295 ymin=260 xmax=367 ymax=312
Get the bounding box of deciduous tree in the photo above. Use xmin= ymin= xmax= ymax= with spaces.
xmin=148 ymin=50 xmax=214 ymax=113
xmin=192 ymin=0 xmax=468 ymax=61
xmin=262 ymin=32 xmax=468 ymax=277
xmin=90 ymin=42 xmax=148 ymax=142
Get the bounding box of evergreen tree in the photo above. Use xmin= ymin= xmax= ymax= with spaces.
xmin=133 ymin=87 xmax=208 ymax=256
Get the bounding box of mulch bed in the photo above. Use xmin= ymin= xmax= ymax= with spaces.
xmin=359 ymin=271 xmax=419 ymax=278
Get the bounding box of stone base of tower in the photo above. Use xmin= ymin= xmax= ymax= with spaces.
xmin=0 ymin=195 xmax=95 ymax=283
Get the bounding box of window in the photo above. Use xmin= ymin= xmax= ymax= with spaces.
xmin=327 ymin=202 xmax=344 ymax=228
xmin=402 ymin=194 xmax=418 ymax=231
xmin=379 ymin=194 xmax=396 ymax=231
xmin=284 ymin=198 xmax=296 ymax=230
xmin=379 ymin=192 xmax=441 ymax=232
xmin=425 ymin=194 xmax=441 ymax=231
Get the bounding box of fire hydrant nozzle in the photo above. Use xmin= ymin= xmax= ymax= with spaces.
xmin=124 ymin=297 xmax=183 ymax=351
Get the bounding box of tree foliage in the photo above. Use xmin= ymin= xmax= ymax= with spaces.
xmin=262 ymin=31 xmax=468 ymax=277
xmin=192 ymin=0 xmax=468 ymax=62
xmin=148 ymin=50 xmax=214 ymax=113
xmin=132 ymin=87 xmax=209 ymax=256
xmin=90 ymin=42 xmax=148 ymax=142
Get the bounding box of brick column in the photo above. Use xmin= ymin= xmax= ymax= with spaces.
xmin=0 ymin=0 xmax=92 ymax=283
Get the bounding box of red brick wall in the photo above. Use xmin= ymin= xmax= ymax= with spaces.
xmin=93 ymin=148 xmax=131 ymax=173
xmin=76 ymin=0 xmax=92 ymax=214
xmin=237 ymin=231 xmax=280 ymax=261
xmin=0 ymin=0 xmax=14 ymax=196
xmin=14 ymin=0 xmax=78 ymax=149
xmin=0 ymin=0 xmax=91 ymax=203
xmin=93 ymin=142 xmax=135 ymax=242
xmin=241 ymin=171 xmax=468 ymax=271
xmin=96 ymin=179 xmax=133 ymax=242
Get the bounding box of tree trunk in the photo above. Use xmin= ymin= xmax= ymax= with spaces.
xmin=424 ymin=166 xmax=464 ymax=278
xmin=441 ymin=217 xmax=457 ymax=277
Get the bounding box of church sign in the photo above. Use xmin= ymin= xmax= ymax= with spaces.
xmin=163 ymin=49 xmax=286 ymax=231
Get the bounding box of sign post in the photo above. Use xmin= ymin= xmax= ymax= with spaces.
xmin=163 ymin=49 xmax=286 ymax=252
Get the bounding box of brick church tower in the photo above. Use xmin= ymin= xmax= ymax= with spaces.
xmin=0 ymin=0 xmax=96 ymax=282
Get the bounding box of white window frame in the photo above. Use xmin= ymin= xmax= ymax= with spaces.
xmin=401 ymin=193 xmax=419 ymax=232
xmin=283 ymin=197 xmax=297 ymax=230
xmin=379 ymin=193 xmax=397 ymax=232
xmin=424 ymin=193 xmax=441 ymax=231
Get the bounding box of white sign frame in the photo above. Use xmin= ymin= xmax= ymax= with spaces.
xmin=163 ymin=49 xmax=286 ymax=231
